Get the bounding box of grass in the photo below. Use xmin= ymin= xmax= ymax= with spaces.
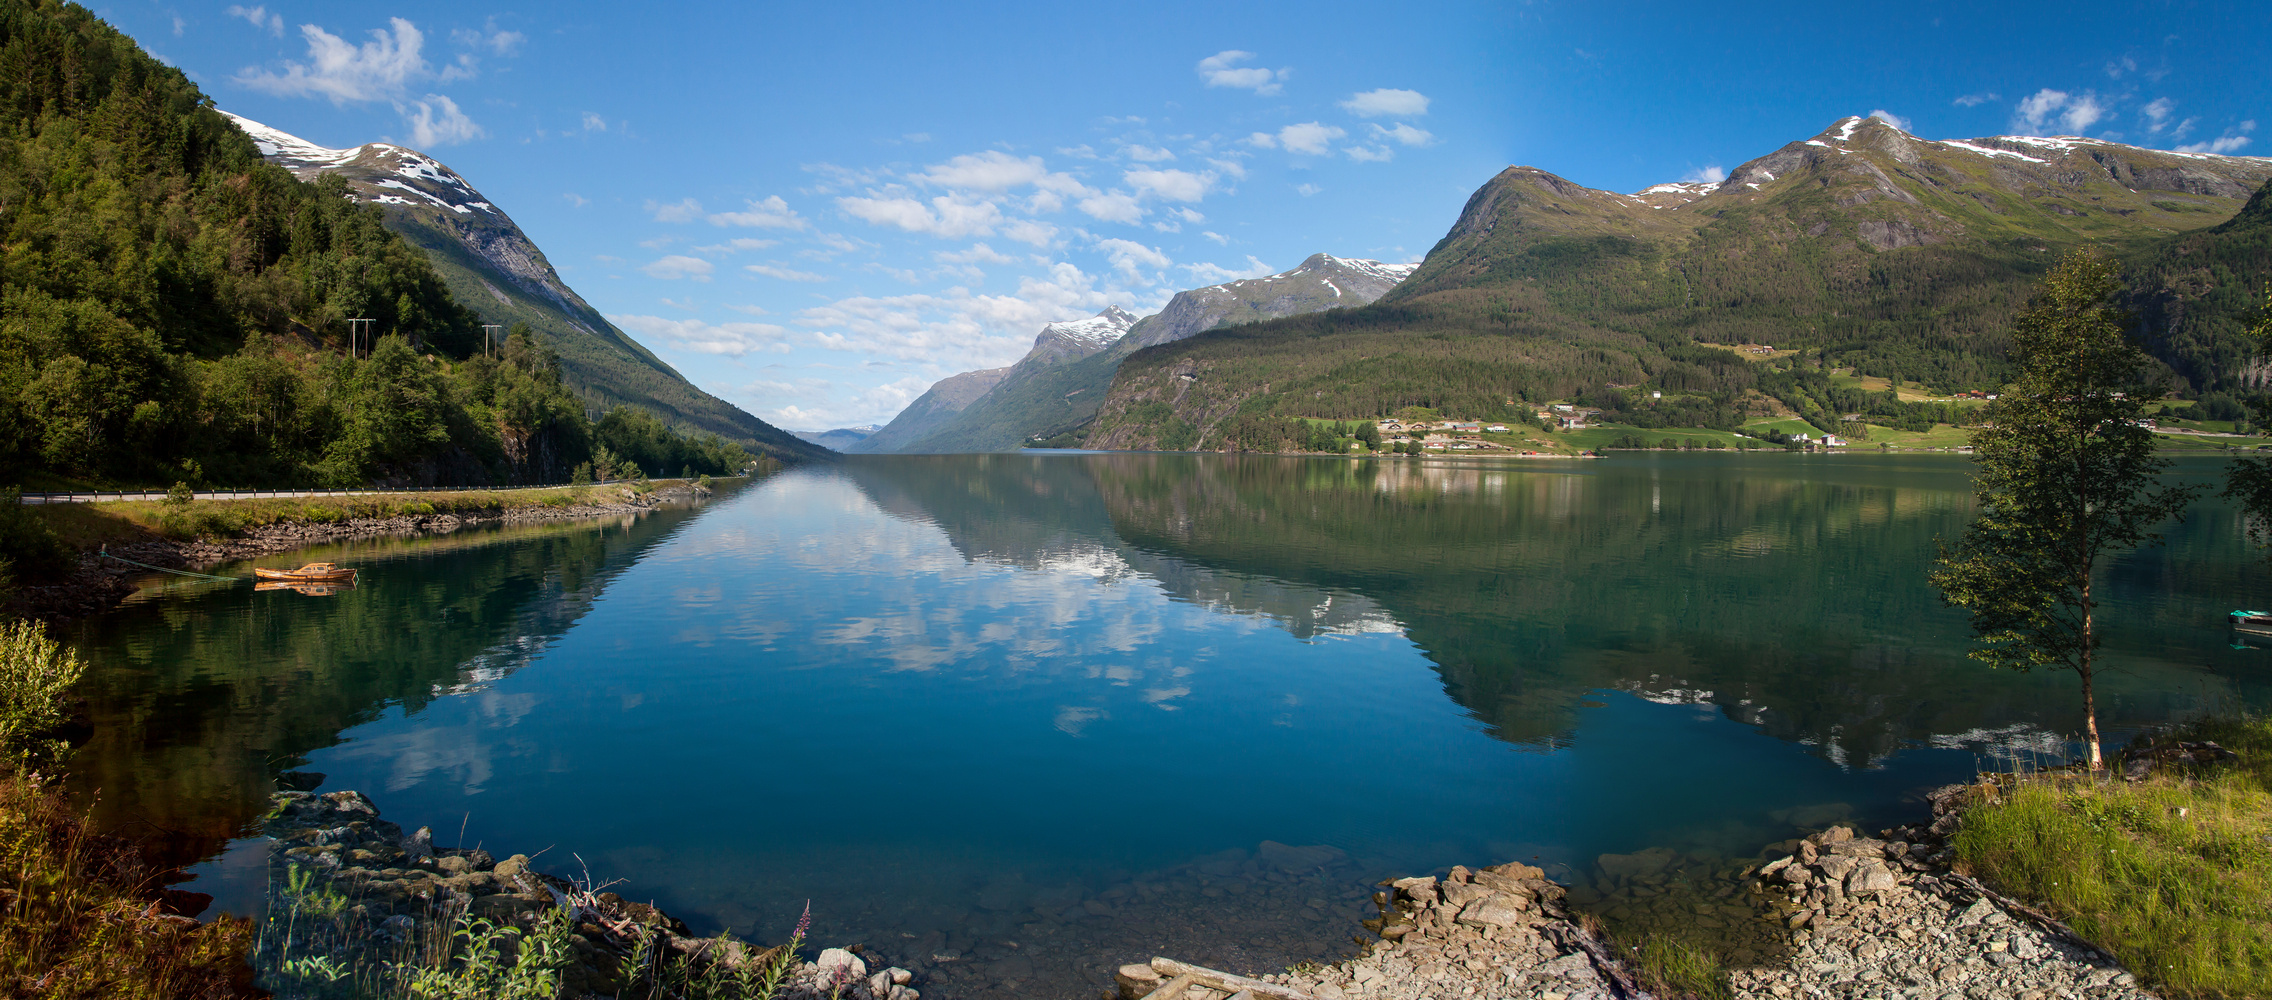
xmin=1953 ymin=716 xmax=2272 ymax=999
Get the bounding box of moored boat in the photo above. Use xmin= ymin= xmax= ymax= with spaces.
xmin=253 ymin=562 xmax=357 ymax=583
xmin=2230 ymin=610 xmax=2272 ymax=636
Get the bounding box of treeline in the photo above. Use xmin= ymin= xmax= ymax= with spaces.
xmin=0 ymin=0 xmax=751 ymax=488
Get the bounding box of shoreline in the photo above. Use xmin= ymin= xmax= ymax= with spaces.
xmin=244 ymin=780 xmax=2148 ymax=1000
xmin=9 ymin=480 xmax=723 ymax=625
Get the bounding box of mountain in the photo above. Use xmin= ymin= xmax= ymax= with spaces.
xmin=1086 ymin=116 xmax=2272 ymax=451
xmin=846 ymin=366 xmax=1015 ymax=453
xmin=222 ymin=113 xmax=825 ymax=465
xmin=859 ymin=255 xmax=1417 ymax=453
xmin=790 ymin=425 xmax=880 ymax=451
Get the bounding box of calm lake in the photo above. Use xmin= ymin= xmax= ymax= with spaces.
xmin=63 ymin=452 xmax=2271 ymax=998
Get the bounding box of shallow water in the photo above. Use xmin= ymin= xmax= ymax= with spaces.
xmin=64 ymin=453 xmax=2271 ymax=998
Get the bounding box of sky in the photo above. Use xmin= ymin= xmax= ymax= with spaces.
xmin=99 ymin=0 xmax=2271 ymax=431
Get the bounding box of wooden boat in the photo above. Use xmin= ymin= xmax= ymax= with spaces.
xmin=2230 ymin=610 xmax=2272 ymax=637
xmin=253 ymin=562 xmax=357 ymax=583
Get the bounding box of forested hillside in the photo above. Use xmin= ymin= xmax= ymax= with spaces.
xmin=1088 ymin=118 xmax=2272 ymax=452
xmin=0 ymin=0 xmax=764 ymax=487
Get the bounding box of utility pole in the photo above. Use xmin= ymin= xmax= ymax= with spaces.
xmin=346 ymin=318 xmax=375 ymax=359
xmin=481 ymin=324 xmax=503 ymax=358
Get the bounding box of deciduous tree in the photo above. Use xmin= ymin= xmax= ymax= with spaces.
xmin=1930 ymin=249 xmax=2204 ymax=770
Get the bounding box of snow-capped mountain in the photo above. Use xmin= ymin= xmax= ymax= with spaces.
xmin=856 ymin=253 xmax=1418 ymax=453
xmin=220 ymin=113 xmax=821 ymax=462
xmin=1027 ymin=306 xmax=1139 ymax=363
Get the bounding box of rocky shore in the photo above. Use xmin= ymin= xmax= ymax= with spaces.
xmin=1208 ymin=782 xmax=2145 ymax=1000
xmin=249 ymin=778 xmax=2150 ymax=1000
xmin=15 ymin=482 xmax=709 ymax=623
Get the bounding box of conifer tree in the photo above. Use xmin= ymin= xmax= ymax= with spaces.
xmin=1930 ymin=249 xmax=2203 ymax=770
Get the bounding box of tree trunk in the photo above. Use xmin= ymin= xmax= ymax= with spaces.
xmin=2081 ymin=579 xmax=2103 ymax=771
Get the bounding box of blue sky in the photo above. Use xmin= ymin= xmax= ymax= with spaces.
xmin=103 ymin=0 xmax=2269 ymax=430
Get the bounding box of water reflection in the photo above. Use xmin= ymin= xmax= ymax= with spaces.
xmin=55 ymin=454 xmax=2270 ymax=1000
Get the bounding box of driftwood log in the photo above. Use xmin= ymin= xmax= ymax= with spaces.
xmin=1148 ymin=957 xmax=1318 ymax=1000
xmin=1137 ymin=972 xmax=1197 ymax=1000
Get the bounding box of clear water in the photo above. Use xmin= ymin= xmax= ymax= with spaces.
xmin=64 ymin=453 xmax=2270 ymax=997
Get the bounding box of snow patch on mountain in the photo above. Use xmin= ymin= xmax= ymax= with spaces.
xmin=1035 ymin=306 xmax=1138 ymax=353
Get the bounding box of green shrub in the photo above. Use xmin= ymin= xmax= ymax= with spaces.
xmin=164 ymin=482 xmax=194 ymax=507
xmin=398 ymin=502 xmax=435 ymax=516
xmin=0 ymin=619 xmax=88 ymax=770
xmin=301 ymin=506 xmax=343 ymax=524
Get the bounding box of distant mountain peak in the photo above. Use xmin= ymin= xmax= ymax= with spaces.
xmin=1030 ymin=307 xmax=1139 ymax=359
xmin=223 ymin=112 xmax=499 ymax=219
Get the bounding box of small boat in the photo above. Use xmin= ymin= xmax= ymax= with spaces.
xmin=2230 ymin=610 xmax=2272 ymax=637
xmin=253 ymin=562 xmax=358 ymax=583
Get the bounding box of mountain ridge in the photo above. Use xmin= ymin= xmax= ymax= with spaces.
xmin=857 ymin=254 xmax=1418 ymax=453
xmin=1086 ymin=116 xmax=2272 ymax=452
xmin=222 ymin=113 xmax=826 ymax=464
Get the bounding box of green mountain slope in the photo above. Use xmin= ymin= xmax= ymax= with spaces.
xmin=1087 ymin=117 xmax=2272 ymax=451
xmin=867 ymin=255 xmax=1418 ymax=453
xmin=847 ymin=366 xmax=1013 ymax=453
xmin=222 ymin=114 xmax=825 ymax=465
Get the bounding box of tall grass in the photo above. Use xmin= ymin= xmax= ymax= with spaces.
xmin=1954 ymin=716 xmax=2272 ymax=999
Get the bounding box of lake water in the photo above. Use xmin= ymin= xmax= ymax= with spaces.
xmin=64 ymin=453 xmax=2270 ymax=998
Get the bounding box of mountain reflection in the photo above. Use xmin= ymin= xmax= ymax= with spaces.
xmin=847 ymin=452 xmax=2255 ymax=765
xmin=62 ymin=508 xmax=704 ymax=868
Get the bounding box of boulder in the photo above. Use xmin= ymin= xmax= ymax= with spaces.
xmin=1846 ymin=860 xmax=1899 ymax=895
xmin=1455 ymin=893 xmax=1530 ymax=928
xmin=816 ymin=948 xmax=866 ymax=984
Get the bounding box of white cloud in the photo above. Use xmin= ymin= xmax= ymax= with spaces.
xmin=1340 ymin=88 xmax=1429 ymax=117
xmin=1207 ymin=157 xmax=1248 ymax=180
xmin=797 ymin=263 xmax=1121 ymax=369
xmin=692 ymin=238 xmax=781 ymax=254
xmin=1344 ymin=145 xmax=1393 ymax=163
xmin=2141 ymin=98 xmax=2185 ymax=136
xmin=404 ymin=94 xmax=482 ymax=146
xmin=1953 ymin=91 xmax=1999 ymax=108
xmin=837 ymin=194 xmax=1002 ymax=238
xmin=747 ymin=263 xmax=831 ymax=282
xmin=639 ymin=256 xmax=714 ymax=281
xmin=451 ymin=23 xmax=524 ymax=56
xmin=1246 ymin=131 xmax=1278 ymax=149
xmin=1196 ymin=50 xmax=1286 ymax=96
xmin=234 ymin=18 xmax=428 ymax=103
xmin=1169 ymin=207 xmax=1205 ymax=224
xmin=1121 ymin=144 xmax=1176 ymax=162
xmin=1868 ymin=109 xmax=1911 ymax=132
xmin=760 ymin=375 xmax=934 ymax=431
xmin=1202 ymin=231 xmax=1229 ymax=245
xmin=1682 ymin=165 xmax=1727 ymax=184
xmin=1274 ymin=122 xmax=1346 ymax=155
xmin=919 ymin=150 xmax=1049 ymax=190
xmin=225 ymin=5 xmax=283 ymax=36
xmin=1077 ymin=191 xmax=1144 ymax=224
xmin=2177 ymin=121 xmax=2255 ymax=155
xmin=1296 ymin=183 xmax=1323 ymax=197
xmin=1182 ymin=256 xmax=1274 ymax=285
xmin=728 ymin=304 xmax=770 ymax=316
xmin=562 ymin=192 xmax=588 ymax=208
xmin=708 ymin=195 xmax=807 ymax=229
xmin=936 ymin=243 xmax=1018 ymax=265
xmin=1003 ymin=219 xmax=1060 ymax=246
xmin=1124 ymin=168 xmax=1215 ymax=202
xmin=648 ymin=198 xmax=704 ymax=223
xmin=1096 ymin=239 xmax=1172 ymax=284
xmin=610 ymin=315 xmax=790 ymax=356
xmin=1367 ymin=122 xmax=1435 ymax=147
xmin=2014 ymin=88 xmax=2106 ymax=134
xmin=581 ymin=112 xmax=607 ymax=132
